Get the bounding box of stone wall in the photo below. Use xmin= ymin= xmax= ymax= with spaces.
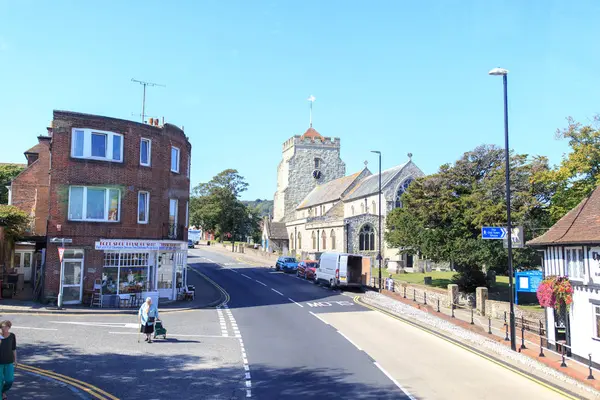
xmin=484 ymin=299 xmax=545 ymax=321
xmin=391 ymin=281 xmax=450 ymax=307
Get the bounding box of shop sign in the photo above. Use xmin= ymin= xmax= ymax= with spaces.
xmin=95 ymin=240 xmax=185 ymax=251
xmin=590 ymin=247 xmax=600 ymax=285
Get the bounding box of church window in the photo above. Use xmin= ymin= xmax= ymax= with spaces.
xmin=360 ymin=203 xmax=365 ymax=214
xmin=297 ymin=232 xmax=302 ymax=249
xmin=314 ymin=158 xmax=322 ymax=169
xmin=359 ymin=224 xmax=375 ymax=251
xmin=290 ymin=233 xmax=295 ymax=250
xmin=322 ymin=230 xmax=327 ymax=250
xmin=312 ymin=231 xmax=317 ymax=249
xmin=372 ymin=201 xmax=376 ymax=215
xmin=351 ymin=205 xmax=355 ymax=216
xmin=330 ymin=230 xmax=336 ymax=250
xmin=321 ymin=205 xmax=325 ymax=215
xmin=395 ymin=178 xmax=414 ymax=208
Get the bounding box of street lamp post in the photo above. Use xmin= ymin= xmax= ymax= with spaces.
xmin=489 ymin=67 xmax=516 ymax=351
xmin=371 ymin=150 xmax=382 ymax=291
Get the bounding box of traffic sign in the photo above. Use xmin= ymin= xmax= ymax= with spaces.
xmin=50 ymin=237 xmax=72 ymax=244
xmin=58 ymin=247 xmax=65 ymax=263
xmin=481 ymin=227 xmax=508 ymax=239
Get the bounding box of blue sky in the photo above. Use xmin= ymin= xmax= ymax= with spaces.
xmin=1 ymin=1 xmax=599 ymax=200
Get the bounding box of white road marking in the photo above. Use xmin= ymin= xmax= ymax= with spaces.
xmin=374 ymin=362 xmax=416 ymax=400
xmin=271 ymin=288 xmax=284 ymax=296
xmin=255 ymin=280 xmax=267 ymax=287
xmin=241 ymin=274 xmax=252 ymax=280
xmin=12 ymin=326 xmax=58 ymax=331
xmin=337 ymin=331 xmax=362 ymax=351
xmin=246 ymin=389 xmax=251 ymax=398
xmin=223 ymin=305 xmax=252 ymax=398
xmin=50 ymin=321 xmax=139 ymax=328
xmin=288 ymin=298 xmax=303 ymax=307
xmin=108 ymin=332 xmax=236 ymax=338
xmin=309 ymin=311 xmax=329 ymax=325
xmin=245 ymin=372 xmax=251 ymax=380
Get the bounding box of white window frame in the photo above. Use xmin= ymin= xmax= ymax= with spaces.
xmin=140 ymin=138 xmax=152 ymax=167
xmin=71 ymin=128 xmax=124 ymax=163
xmin=68 ymin=186 xmax=121 ymax=222
xmin=185 ymin=201 xmax=189 ymax=228
xmin=171 ymin=147 xmax=180 ymax=173
xmin=594 ymin=305 xmax=600 ymax=340
xmin=566 ymin=247 xmax=585 ymax=281
xmin=137 ymin=191 xmax=150 ymax=224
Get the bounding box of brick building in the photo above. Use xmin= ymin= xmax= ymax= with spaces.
xmin=12 ymin=110 xmax=191 ymax=306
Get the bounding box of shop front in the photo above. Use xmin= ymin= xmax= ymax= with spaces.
xmin=94 ymin=239 xmax=188 ymax=306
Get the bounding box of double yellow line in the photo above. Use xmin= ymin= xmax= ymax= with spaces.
xmin=188 ymin=268 xmax=231 ymax=306
xmin=354 ymin=296 xmax=581 ymax=400
xmin=17 ymin=363 xmax=118 ymax=399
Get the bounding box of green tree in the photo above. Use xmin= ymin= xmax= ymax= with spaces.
xmin=0 ymin=205 xmax=30 ymax=238
xmin=0 ymin=164 xmax=25 ymax=204
xmin=385 ymin=145 xmax=552 ymax=278
xmin=533 ymin=116 xmax=600 ymax=222
xmin=190 ymin=169 xmax=252 ymax=242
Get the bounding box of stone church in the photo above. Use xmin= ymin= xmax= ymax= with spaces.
xmin=262 ymin=125 xmax=425 ymax=272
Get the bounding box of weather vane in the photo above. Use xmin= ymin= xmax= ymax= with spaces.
xmin=308 ymin=95 xmax=315 ymax=127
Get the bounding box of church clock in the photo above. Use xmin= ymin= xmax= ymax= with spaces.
xmin=312 ymin=169 xmax=322 ymax=180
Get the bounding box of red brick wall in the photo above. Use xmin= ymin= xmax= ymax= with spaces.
xmin=44 ymin=111 xmax=192 ymax=296
xmin=10 ymin=139 xmax=51 ymax=236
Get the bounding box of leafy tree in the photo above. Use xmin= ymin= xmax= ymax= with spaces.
xmin=0 ymin=164 xmax=25 ymax=204
xmin=190 ymin=169 xmax=256 ymax=242
xmin=533 ymin=116 xmax=600 ymax=222
xmin=385 ymin=145 xmax=552 ymax=278
xmin=0 ymin=205 xmax=30 ymax=238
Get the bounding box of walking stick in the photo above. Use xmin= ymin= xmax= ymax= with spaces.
xmin=137 ymin=315 xmax=141 ymax=343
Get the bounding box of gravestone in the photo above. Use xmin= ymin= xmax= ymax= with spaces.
xmin=424 ymin=276 xmax=432 ymax=285
xmin=476 ymin=287 xmax=488 ymax=316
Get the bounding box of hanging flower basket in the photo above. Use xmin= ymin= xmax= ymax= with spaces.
xmin=536 ymin=276 xmax=573 ymax=312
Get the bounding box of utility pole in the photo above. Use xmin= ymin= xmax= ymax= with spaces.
xmin=131 ymin=79 xmax=165 ymax=123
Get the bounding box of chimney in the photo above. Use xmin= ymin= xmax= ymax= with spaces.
xmin=149 ymin=118 xmax=154 ymax=125
xmin=46 ymin=121 xmax=53 ymax=137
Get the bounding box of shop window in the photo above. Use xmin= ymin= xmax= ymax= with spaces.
xmin=102 ymin=252 xmax=150 ymax=295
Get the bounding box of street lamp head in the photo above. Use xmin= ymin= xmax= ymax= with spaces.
xmin=489 ymin=67 xmax=509 ymax=76
xmin=371 ymin=150 xmax=381 ymax=155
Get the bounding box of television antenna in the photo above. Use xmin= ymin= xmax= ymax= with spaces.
xmin=131 ymin=78 xmax=165 ymax=123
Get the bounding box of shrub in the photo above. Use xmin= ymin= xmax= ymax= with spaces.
xmin=451 ymin=264 xmax=487 ymax=293
xmin=0 ymin=205 xmax=30 ymax=238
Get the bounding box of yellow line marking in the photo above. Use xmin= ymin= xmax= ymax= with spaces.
xmin=354 ymin=296 xmax=580 ymax=400
xmin=189 ymin=268 xmax=231 ymax=306
xmin=18 ymin=363 xmax=118 ymax=399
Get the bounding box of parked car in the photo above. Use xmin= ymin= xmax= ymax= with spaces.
xmin=275 ymin=256 xmax=298 ymax=273
xmin=297 ymin=260 xmax=318 ymax=280
xmin=188 ymin=240 xmax=195 ymax=249
xmin=315 ymin=252 xmax=364 ymax=289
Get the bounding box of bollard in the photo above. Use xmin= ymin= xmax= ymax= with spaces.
xmin=413 ymin=289 xmax=416 ymax=302
xmin=560 ymin=347 xmax=567 ymax=368
xmin=504 ymin=323 xmax=509 ymax=341
xmin=588 ymin=354 xmax=595 ymax=380
xmin=437 ymin=298 xmax=440 ymax=313
xmin=424 ymin=292 xmax=427 ymax=305
xmin=488 ymin=317 xmax=492 ymax=334
xmin=403 ymin=286 xmax=406 ymax=299
xmin=451 ymin=303 xmax=455 ymax=318
xmin=539 ymin=336 xmax=545 ymax=357
xmin=470 ymin=308 xmax=474 ymax=325
xmin=520 ymin=326 xmax=527 ymax=350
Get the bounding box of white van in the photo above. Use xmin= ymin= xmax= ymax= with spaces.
xmin=315 ymin=252 xmax=364 ymax=289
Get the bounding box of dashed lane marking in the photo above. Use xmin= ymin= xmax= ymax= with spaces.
xmin=241 ymin=274 xmax=253 ymax=280
xmin=13 ymin=326 xmax=58 ymax=331
xmin=255 ymin=280 xmax=267 ymax=287
xmin=289 ymin=298 xmax=304 ymax=307
xmin=271 ymin=288 xmax=284 ymax=296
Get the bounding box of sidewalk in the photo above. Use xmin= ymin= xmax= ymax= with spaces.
xmin=367 ymin=289 xmax=600 ymax=398
xmin=0 ymin=264 xmax=225 ymax=315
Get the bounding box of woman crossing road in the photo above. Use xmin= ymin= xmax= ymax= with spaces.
xmin=0 ymin=320 xmax=17 ymax=399
xmin=138 ymin=297 xmax=159 ymax=344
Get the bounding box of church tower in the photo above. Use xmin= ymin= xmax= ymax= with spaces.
xmin=273 ymin=127 xmax=346 ymax=222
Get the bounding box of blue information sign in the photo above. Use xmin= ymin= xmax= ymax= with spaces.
xmin=515 ymin=270 xmax=543 ymax=305
xmin=481 ymin=227 xmax=508 ymax=239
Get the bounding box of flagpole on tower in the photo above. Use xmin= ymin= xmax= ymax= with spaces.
xmin=308 ymin=95 xmax=315 ymax=127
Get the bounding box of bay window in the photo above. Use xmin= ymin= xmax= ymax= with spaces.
xmin=566 ymin=247 xmax=585 ymax=280
xmin=68 ymin=186 xmax=121 ymax=222
xmin=71 ymin=128 xmax=123 ymax=162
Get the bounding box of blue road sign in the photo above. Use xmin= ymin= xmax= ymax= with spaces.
xmin=481 ymin=227 xmax=508 ymax=239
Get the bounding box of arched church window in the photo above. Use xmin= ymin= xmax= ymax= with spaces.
xmin=330 ymin=229 xmax=336 ymax=249
xmin=297 ymin=232 xmax=302 ymax=249
xmin=290 ymin=233 xmax=294 ymax=250
xmin=322 ymin=230 xmax=327 ymax=250
xmin=312 ymin=231 xmax=316 ymax=249
xmin=359 ymin=224 xmax=375 ymax=251
xmin=372 ymin=201 xmax=376 ymax=215
xmin=314 ymin=158 xmax=322 ymax=169
xmin=395 ymin=178 xmax=414 ymax=208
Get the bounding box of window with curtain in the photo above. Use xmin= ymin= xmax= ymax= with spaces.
xmin=68 ymin=186 xmax=120 ymax=222
xmin=71 ymin=128 xmax=123 ymax=162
